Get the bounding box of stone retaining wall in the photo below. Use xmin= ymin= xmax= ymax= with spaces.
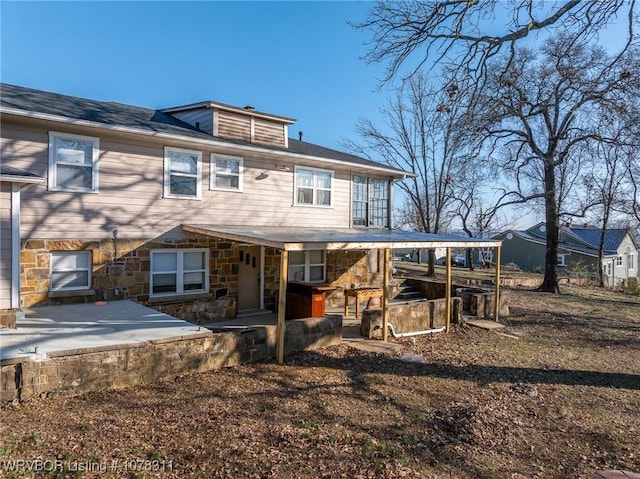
xmin=361 ymin=298 xmax=462 ymax=338
xmin=0 ymin=315 xmax=342 ymax=403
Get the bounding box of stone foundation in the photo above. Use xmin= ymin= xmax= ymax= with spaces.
xmin=20 ymin=237 xmax=378 ymax=324
xmin=0 ymin=309 xmax=18 ymax=329
xmin=1 ymin=315 xmax=342 ymax=403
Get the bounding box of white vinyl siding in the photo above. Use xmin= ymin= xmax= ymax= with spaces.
xmin=294 ymin=166 xmax=333 ymax=207
xmin=164 ymin=147 xmax=202 ymax=199
xmin=288 ymin=250 xmax=325 ymax=283
xmin=50 ymin=251 xmax=92 ymax=291
xmin=2 ymin=125 xmax=353 ymax=239
xmin=48 ymin=132 xmax=99 ymax=192
xmin=150 ymin=249 xmax=209 ymax=297
xmin=211 ymin=154 xmax=243 ymax=192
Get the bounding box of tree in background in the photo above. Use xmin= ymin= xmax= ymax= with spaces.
xmin=357 ymin=1 xmax=637 ymax=85
xmin=465 ymin=35 xmax=639 ymax=292
xmin=343 ymin=72 xmax=477 ymax=275
xmin=357 ymin=1 xmax=639 ymax=292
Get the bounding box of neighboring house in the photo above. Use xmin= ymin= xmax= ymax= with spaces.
xmin=0 ymin=83 xmax=500 ymax=324
xmin=494 ymin=223 xmax=639 ymax=286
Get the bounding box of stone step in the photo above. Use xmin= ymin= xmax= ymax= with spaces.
xmin=398 ymin=291 xmax=423 ymax=299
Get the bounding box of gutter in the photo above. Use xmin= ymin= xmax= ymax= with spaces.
xmin=0 ymin=175 xmax=44 ymax=185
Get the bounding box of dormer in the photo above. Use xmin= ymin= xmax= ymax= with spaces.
xmin=161 ymin=101 xmax=296 ymax=148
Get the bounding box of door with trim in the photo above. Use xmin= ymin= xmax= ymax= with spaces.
xmin=238 ymin=246 xmax=260 ymax=311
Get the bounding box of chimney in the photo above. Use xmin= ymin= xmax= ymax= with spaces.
xmin=298 ymin=131 xmax=304 ymax=141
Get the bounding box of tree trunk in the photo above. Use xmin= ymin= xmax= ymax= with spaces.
xmin=466 ymin=248 xmax=474 ymax=271
xmin=539 ymin=161 xmax=561 ymax=293
xmin=427 ymin=249 xmax=436 ymax=276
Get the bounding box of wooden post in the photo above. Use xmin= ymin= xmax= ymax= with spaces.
xmin=493 ymin=245 xmax=501 ymax=322
xmin=382 ymin=248 xmax=391 ymax=342
xmin=445 ymin=247 xmax=452 ymax=333
xmin=276 ymin=249 xmax=289 ymax=364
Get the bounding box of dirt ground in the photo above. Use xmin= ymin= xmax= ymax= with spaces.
xmin=1 ymin=285 xmax=639 ymax=479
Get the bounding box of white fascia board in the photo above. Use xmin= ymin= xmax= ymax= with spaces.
xmin=1 ymin=108 xmax=411 ymax=179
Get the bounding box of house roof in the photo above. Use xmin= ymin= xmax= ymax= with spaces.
xmin=0 ymin=83 xmax=410 ymax=179
xmin=569 ymin=227 xmax=633 ymax=252
xmin=0 ymin=164 xmax=44 ymax=184
xmin=182 ymin=225 xmax=502 ymax=251
xmin=160 ymin=100 xmax=297 ymax=124
xmin=497 ymin=224 xmax=633 ymax=257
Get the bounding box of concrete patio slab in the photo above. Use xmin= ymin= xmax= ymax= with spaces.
xmin=0 ymin=300 xmax=207 ymax=361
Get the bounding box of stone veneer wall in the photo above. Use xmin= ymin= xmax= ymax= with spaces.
xmin=1 ymin=315 xmax=342 ymax=403
xmin=20 ymin=237 xmax=239 ymax=322
xmin=20 ymin=238 xmax=378 ymax=322
xmin=260 ymin=249 xmax=379 ymax=311
xmin=361 ymin=298 xmax=463 ymax=338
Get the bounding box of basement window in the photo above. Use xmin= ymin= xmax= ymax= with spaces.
xmin=288 ymin=250 xmax=326 ymax=283
xmin=50 ymin=251 xmax=92 ymax=291
xmin=150 ymin=249 xmax=209 ymax=297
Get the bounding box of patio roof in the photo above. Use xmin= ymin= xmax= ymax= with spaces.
xmin=182 ymin=225 xmax=502 ymax=250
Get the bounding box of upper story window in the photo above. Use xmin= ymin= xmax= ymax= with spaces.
xmin=211 ymin=154 xmax=243 ymax=192
xmin=616 ymin=255 xmax=623 ymax=267
xmin=294 ymin=166 xmax=333 ymax=207
xmin=48 ymin=132 xmax=99 ymax=192
xmin=288 ymin=250 xmax=326 ymax=283
xmin=164 ymin=147 xmax=202 ymax=199
xmin=50 ymin=251 xmax=92 ymax=291
xmin=150 ymin=249 xmax=209 ymax=297
xmin=352 ymin=176 xmax=389 ymax=227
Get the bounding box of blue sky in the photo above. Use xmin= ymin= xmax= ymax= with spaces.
xmin=2 ymin=1 xmax=632 ymax=230
xmin=1 ymin=1 xmax=388 ymax=150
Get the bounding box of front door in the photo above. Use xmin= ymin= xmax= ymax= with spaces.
xmin=238 ymin=246 xmax=260 ymax=311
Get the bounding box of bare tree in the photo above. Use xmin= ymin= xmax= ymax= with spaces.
xmin=357 ymin=0 xmax=637 ymax=85
xmin=343 ymin=72 xmax=476 ymax=275
xmin=454 ymin=163 xmax=514 ymax=270
xmin=466 ymin=35 xmax=639 ymax=292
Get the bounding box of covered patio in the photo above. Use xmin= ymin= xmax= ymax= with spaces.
xmin=182 ymin=225 xmax=503 ymax=364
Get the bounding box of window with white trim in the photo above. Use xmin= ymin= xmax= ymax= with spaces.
xmin=211 ymin=154 xmax=243 ymax=191
xmin=352 ymin=175 xmax=389 ymax=227
xmin=48 ymin=132 xmax=99 ymax=192
xmin=288 ymin=250 xmax=326 ymax=283
xmin=629 ymin=253 xmax=635 ymax=270
xmin=294 ymin=166 xmax=333 ymax=206
xmin=50 ymin=251 xmax=92 ymax=291
xmin=150 ymin=249 xmax=209 ymax=297
xmin=164 ymin=147 xmax=202 ymax=199
xmin=605 ymin=262 xmax=612 ymax=276
xmin=616 ymin=255 xmax=623 ymax=267
xmin=557 ymin=254 xmax=567 ymax=267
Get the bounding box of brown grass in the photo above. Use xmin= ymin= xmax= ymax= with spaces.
xmin=1 ymin=285 xmax=639 ymax=478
